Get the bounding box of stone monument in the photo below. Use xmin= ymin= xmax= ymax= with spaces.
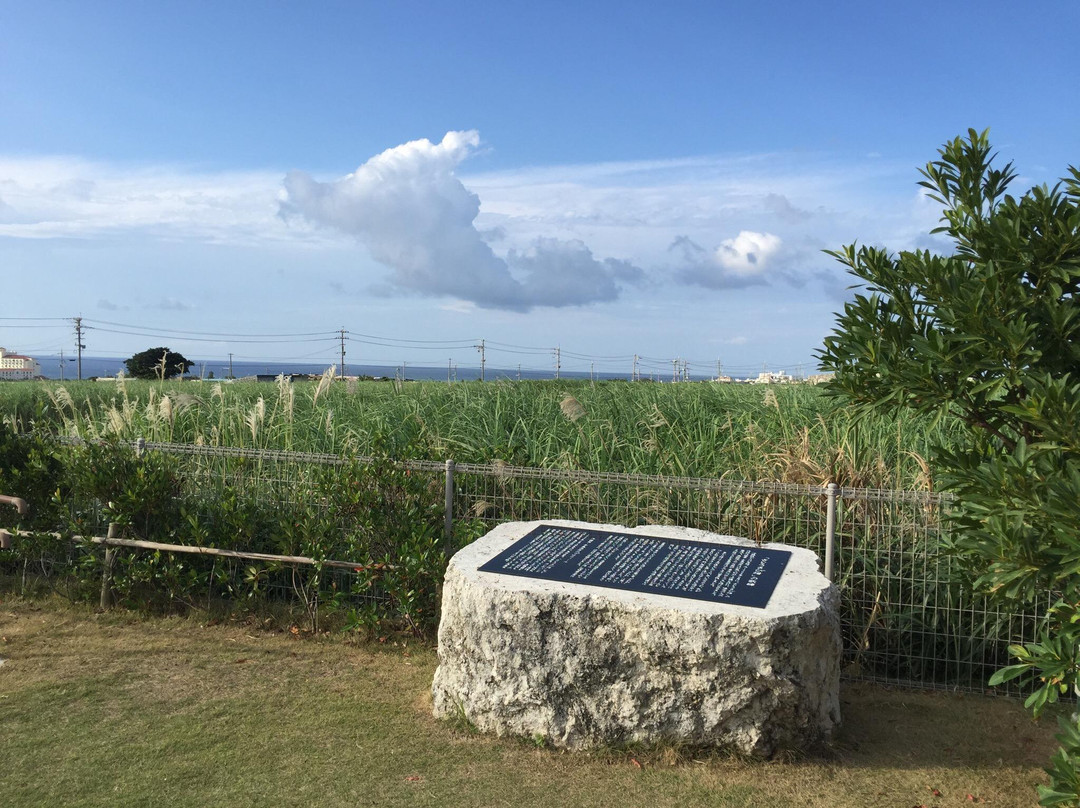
xmin=432 ymin=519 xmax=841 ymax=756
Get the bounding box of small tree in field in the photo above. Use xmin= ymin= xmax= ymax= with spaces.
xmin=124 ymin=347 xmax=193 ymax=380
xmin=818 ymin=129 xmax=1080 ymax=806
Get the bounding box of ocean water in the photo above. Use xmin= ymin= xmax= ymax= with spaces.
xmin=28 ymin=355 xmax=690 ymax=383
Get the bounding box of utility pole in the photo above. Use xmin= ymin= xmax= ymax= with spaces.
xmin=682 ymin=359 xmax=689 ymax=382
xmin=671 ymin=358 xmax=679 ymax=383
xmin=590 ymin=362 xmax=595 ymax=383
xmin=476 ymin=339 xmax=486 ymax=382
xmin=717 ymin=359 xmax=722 ymax=381
xmin=402 ymin=361 xmax=407 ymax=380
xmin=633 ymin=354 xmax=640 ymax=382
xmin=339 ymin=327 xmax=347 ymax=379
xmin=228 ymin=353 xmax=234 ymax=379
xmin=448 ymin=358 xmax=452 ymax=383
xmin=517 ymin=364 xmax=521 ymax=381
xmin=554 ymin=345 xmax=561 ymax=380
xmin=59 ymin=349 xmax=65 ymax=381
xmin=73 ymin=317 xmax=85 ymax=380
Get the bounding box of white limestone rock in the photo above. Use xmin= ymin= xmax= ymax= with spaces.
xmin=432 ymin=520 xmax=841 ymax=756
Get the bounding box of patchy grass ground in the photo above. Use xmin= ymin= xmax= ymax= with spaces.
xmin=0 ymin=597 xmax=1057 ymax=808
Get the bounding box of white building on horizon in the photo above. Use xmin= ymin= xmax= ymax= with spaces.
xmin=0 ymin=347 xmax=42 ymax=380
xmin=753 ymin=369 xmax=794 ymax=384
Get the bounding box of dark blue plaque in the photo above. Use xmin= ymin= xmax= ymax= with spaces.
xmin=478 ymin=524 xmax=791 ymax=609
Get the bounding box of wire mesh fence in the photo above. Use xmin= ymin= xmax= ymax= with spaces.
xmin=4 ymin=437 xmax=1049 ymax=696
xmin=447 ymin=461 xmax=1044 ymax=693
xmin=832 ymin=488 xmax=1050 ymax=693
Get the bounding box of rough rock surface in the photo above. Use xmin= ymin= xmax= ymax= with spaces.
xmin=432 ymin=520 xmax=841 ymax=755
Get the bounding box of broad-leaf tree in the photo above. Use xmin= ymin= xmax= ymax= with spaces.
xmin=124 ymin=347 xmax=193 ymax=380
xmin=818 ymin=129 xmax=1080 ymax=806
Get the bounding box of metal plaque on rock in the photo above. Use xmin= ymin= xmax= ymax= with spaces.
xmin=478 ymin=524 xmax=792 ymax=608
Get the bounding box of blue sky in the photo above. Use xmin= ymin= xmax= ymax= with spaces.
xmin=1 ymin=0 xmax=1077 ymax=377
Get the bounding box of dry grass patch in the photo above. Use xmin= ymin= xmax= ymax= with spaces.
xmin=0 ymin=597 xmax=1057 ymax=807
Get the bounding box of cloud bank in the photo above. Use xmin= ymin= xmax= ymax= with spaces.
xmin=0 ymin=157 xmax=287 ymax=243
xmin=281 ymin=131 xmax=642 ymax=311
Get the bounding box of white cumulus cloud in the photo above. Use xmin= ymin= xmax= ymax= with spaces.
xmin=715 ymin=230 xmax=782 ymax=275
xmin=671 ymin=230 xmax=784 ymax=289
xmin=280 ymin=131 xmax=642 ymax=311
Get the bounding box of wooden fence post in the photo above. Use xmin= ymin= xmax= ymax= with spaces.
xmin=99 ymin=523 xmax=120 ymax=609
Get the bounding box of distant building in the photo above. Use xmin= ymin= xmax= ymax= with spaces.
xmin=255 ymin=373 xmax=313 ymax=383
xmin=753 ymin=369 xmax=794 ymax=384
xmin=0 ymin=347 xmax=41 ymax=380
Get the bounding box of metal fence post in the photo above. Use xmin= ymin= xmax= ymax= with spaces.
xmin=136 ymin=437 xmax=146 ymax=458
xmin=444 ymin=459 xmax=455 ymax=547
xmin=100 ymin=522 xmax=120 ymax=609
xmin=824 ymin=482 xmax=837 ymax=583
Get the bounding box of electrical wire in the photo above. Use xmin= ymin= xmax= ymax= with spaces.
xmin=88 ymin=327 xmax=339 ymax=345
xmin=4 ymin=316 xmax=817 ymax=378
xmin=83 ymin=318 xmax=338 ymax=338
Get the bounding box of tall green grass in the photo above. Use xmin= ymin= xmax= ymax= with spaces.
xmin=0 ymin=377 xmax=962 ymax=488
xmin=0 ymin=386 xmax=1030 ymax=691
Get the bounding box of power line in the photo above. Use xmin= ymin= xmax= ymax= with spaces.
xmin=228 ymin=347 xmax=340 ymax=361
xmin=5 ymin=315 xmax=820 ymax=378
xmin=339 ymin=327 xmax=347 ymax=378
xmin=484 ymin=340 xmax=553 ymax=354
xmin=83 ymin=318 xmax=338 ymax=338
xmin=348 ymin=331 xmax=479 ymax=345
xmin=0 ymin=323 xmax=75 ymax=329
xmin=89 ymin=327 xmax=338 ymax=344
xmin=561 ymin=349 xmax=634 ymax=361
xmin=74 ymin=317 xmax=85 ymax=381
xmin=348 ymin=336 xmax=476 ymax=351
xmin=482 ymin=345 xmax=555 ymax=357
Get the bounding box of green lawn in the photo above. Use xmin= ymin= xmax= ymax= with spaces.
xmin=0 ymin=598 xmax=1056 ymax=807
